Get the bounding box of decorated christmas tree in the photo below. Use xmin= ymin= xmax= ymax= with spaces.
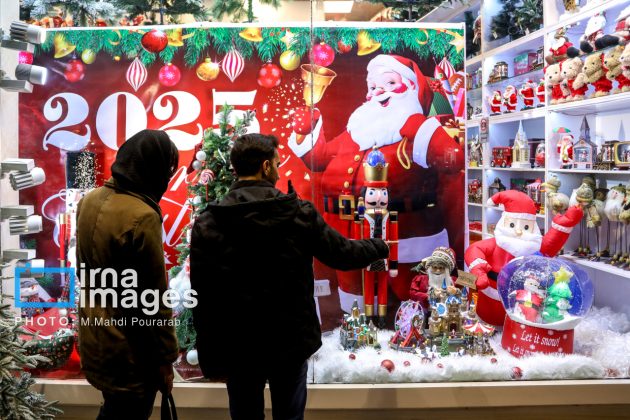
xmin=113 ymin=0 xmax=208 ymax=24
xmin=169 ymin=105 xmax=254 ymax=356
xmin=0 ymin=299 xmax=62 ymax=419
xmin=490 ymin=0 xmax=524 ymax=41
xmin=440 ymin=334 xmax=450 ymax=357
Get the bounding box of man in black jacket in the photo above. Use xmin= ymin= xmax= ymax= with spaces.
xmin=190 ymin=133 xmax=388 ymax=420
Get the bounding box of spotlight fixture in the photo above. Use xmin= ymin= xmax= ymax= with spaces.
xmin=1 ymin=159 xmax=46 ymax=190
xmin=8 ymin=215 xmax=43 ymax=235
xmin=1 ymin=22 xmax=48 ymax=92
xmin=2 ymin=249 xmax=36 ymax=262
xmin=1 ymin=21 xmax=46 ymax=52
xmin=15 ymin=63 xmax=48 ymax=85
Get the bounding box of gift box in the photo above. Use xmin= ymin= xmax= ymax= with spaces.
xmin=514 ymin=52 xmax=537 ymax=76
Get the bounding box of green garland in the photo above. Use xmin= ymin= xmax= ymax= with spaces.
xmin=38 ymin=26 xmax=464 ymax=68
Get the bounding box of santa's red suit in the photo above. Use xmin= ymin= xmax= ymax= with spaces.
xmin=567 ymin=77 xmax=588 ymax=98
xmin=288 ymin=54 xmax=464 ymax=314
xmin=503 ymin=87 xmax=517 ymax=112
xmin=409 ymin=274 xmax=457 ymax=311
xmin=488 ymin=92 xmax=502 ymax=114
xmin=536 ymin=80 xmax=546 ymax=106
xmin=541 ymin=205 xmax=584 ymax=257
xmin=514 ymin=289 xmax=544 ymax=322
xmin=519 ymin=83 xmax=535 ymax=108
xmin=464 ymin=191 xmax=581 ymax=326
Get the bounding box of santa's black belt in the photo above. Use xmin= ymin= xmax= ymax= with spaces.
xmin=323 ymin=194 xmax=437 ymax=216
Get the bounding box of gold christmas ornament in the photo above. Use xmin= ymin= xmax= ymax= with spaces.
xmin=301 ymin=64 xmax=336 ymax=106
xmin=279 ymin=50 xmax=300 ymax=71
xmin=81 ymin=49 xmax=96 ymax=64
xmin=114 ymin=55 xmax=121 ymax=62
xmin=196 ymin=58 xmax=220 ymax=81
xmin=53 ymin=34 xmax=75 ymax=58
xmin=167 ymin=28 xmax=194 ymax=47
xmin=356 ymin=31 xmax=381 ymax=56
xmin=239 ymin=27 xmax=263 ymax=42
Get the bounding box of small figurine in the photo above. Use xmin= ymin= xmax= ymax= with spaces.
xmin=546 ymin=63 xmax=567 ymax=104
xmin=409 ymin=247 xmax=458 ymax=313
xmin=561 ymin=57 xmax=588 ymax=102
xmin=604 ymin=45 xmax=630 ymax=93
xmin=518 ymin=80 xmax=536 ymax=109
xmin=503 ymin=85 xmax=518 ymax=113
xmin=469 ymin=135 xmax=483 ymax=167
xmin=509 ymin=275 xmax=546 ymax=323
xmin=511 ymin=121 xmax=530 ymax=169
xmin=595 ymin=5 xmax=630 ymax=50
xmin=557 ymin=134 xmax=575 ymax=169
xmin=542 ymin=268 xmax=573 ymax=323
xmin=541 ymin=174 xmax=570 ymax=215
xmin=536 ymin=78 xmax=546 ymax=107
xmin=579 ymin=12 xmax=607 ymax=54
xmin=574 ymin=52 xmax=612 ymax=98
xmin=534 ymin=142 xmax=545 ymax=168
xmin=488 ymin=90 xmax=503 ymax=114
xmin=546 ymin=27 xmax=580 ymax=64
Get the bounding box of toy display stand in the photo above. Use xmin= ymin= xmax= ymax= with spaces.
xmin=501 ymin=315 xmax=574 ymax=357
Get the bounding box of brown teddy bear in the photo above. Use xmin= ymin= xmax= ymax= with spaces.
xmin=620 ymin=43 xmax=630 ymax=84
xmin=545 ymin=63 xmax=567 ymax=104
xmin=574 ymin=52 xmax=612 ymax=98
xmin=560 ymin=57 xmax=587 ymax=101
xmin=604 ymin=45 xmax=630 ymax=93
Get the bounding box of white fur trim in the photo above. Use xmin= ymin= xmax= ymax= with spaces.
xmin=502 ymin=211 xmax=537 ymax=221
xmin=551 ymin=222 xmax=574 ymax=234
xmin=487 ymin=198 xmax=497 ymax=206
xmin=468 ymin=258 xmax=488 ymax=270
xmin=367 ymin=55 xmax=417 ymax=84
xmin=287 ymin=117 xmax=323 ymax=158
xmin=481 ymin=286 xmax=501 ymax=301
xmin=399 ymin=228 xmax=449 ymax=263
xmin=412 ymin=117 xmax=442 ymax=168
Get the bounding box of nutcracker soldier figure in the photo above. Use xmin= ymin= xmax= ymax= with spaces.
xmin=354 ymin=147 xmax=399 ymax=327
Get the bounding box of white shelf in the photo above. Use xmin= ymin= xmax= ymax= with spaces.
xmin=547 ymin=0 xmax=630 ymax=34
xmin=468 ymin=202 xmax=484 ymax=207
xmin=469 ymin=229 xmax=483 ymax=235
xmin=547 ymin=92 xmax=630 ymax=116
xmin=551 ymin=169 xmax=630 ymax=175
xmin=487 ymin=167 xmax=546 ymax=172
xmin=489 ymin=107 xmax=546 ymax=124
xmin=466 ymin=55 xmax=483 ymax=67
xmin=483 ymin=27 xmax=545 ymax=60
xmin=467 ymin=166 xmax=483 ymax=170
xmin=560 ymin=254 xmax=630 ymax=278
xmin=466 ymin=119 xmax=481 ymax=128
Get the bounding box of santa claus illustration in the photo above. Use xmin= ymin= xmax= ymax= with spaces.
xmin=288 ymin=54 xmax=463 ymax=314
xmin=518 ymin=80 xmax=536 ymax=109
xmin=465 ymin=190 xmax=582 ymax=326
xmin=503 ymin=85 xmax=518 ymax=112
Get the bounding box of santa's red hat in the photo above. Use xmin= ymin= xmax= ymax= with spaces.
xmin=367 ymin=54 xmax=433 ymax=116
xmin=487 ymin=190 xmax=537 ymax=221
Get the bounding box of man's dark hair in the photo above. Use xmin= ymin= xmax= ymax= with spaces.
xmin=230 ymin=133 xmax=279 ymax=176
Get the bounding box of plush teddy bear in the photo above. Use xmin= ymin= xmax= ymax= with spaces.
xmin=561 ymin=57 xmax=587 ymax=101
xmin=574 ymin=53 xmax=612 ymax=98
xmin=620 ymin=43 xmax=630 ymax=82
xmin=604 ymin=45 xmax=630 ymax=93
xmin=580 ymin=13 xmax=607 ymax=54
xmin=546 ymin=63 xmax=567 ymax=104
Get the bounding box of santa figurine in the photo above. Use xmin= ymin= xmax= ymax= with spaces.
xmin=596 ymin=6 xmax=630 ymax=50
xmin=409 ymin=247 xmax=457 ymax=312
xmin=518 ymin=80 xmax=536 ymax=109
xmin=464 ymin=191 xmax=581 ymax=326
xmin=354 ymin=147 xmax=399 ymax=327
xmin=288 ymin=54 xmax=464 ymax=316
xmin=580 ymin=12 xmax=607 ymax=54
xmin=508 ymin=275 xmax=545 ymax=323
xmin=503 ymin=85 xmax=518 ymax=112
xmin=488 ymin=90 xmax=503 ymax=114
xmin=546 ymin=27 xmax=580 ymax=64
xmin=536 ymin=79 xmax=546 ymax=107
xmin=557 ymin=134 xmax=575 ymax=169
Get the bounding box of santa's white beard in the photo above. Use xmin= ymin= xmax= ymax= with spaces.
xmin=494 ymin=223 xmax=542 ymax=257
xmin=428 ymin=271 xmax=450 ymax=289
xmin=347 ymin=88 xmax=423 ymax=151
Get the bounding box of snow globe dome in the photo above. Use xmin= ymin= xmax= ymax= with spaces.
xmin=497 ymin=255 xmax=594 ymax=330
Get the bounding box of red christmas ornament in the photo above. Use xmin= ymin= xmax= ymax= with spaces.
xmin=403 ymin=360 xmax=411 ymax=367
xmin=490 ymin=357 xmax=498 ymax=364
xmin=141 ymin=29 xmax=168 ymax=53
xmin=95 ymin=18 xmax=107 ymax=27
xmin=511 ymin=366 xmax=523 ymax=379
xmin=337 ymin=40 xmax=352 ymax=54
xmin=64 ymin=59 xmax=85 ymax=83
xmin=348 ymin=353 xmax=356 ymax=360
xmin=257 ymin=63 xmax=282 ymax=88
xmin=18 ymin=51 xmax=33 ymax=65
xmin=291 ymin=106 xmax=321 ymax=135
xmin=311 ymin=42 xmax=335 ymax=67
xmin=159 ymin=63 xmax=181 ymax=87
xmin=437 ymin=363 xmax=444 ymax=369
xmin=380 ymin=359 xmax=395 ymax=373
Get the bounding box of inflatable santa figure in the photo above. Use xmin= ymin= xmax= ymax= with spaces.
xmin=288 ymin=54 xmax=464 ymax=315
xmin=465 ymin=190 xmax=582 ymax=326
xmin=536 ymin=79 xmax=546 ymax=106
xmin=518 ymin=80 xmax=536 ymax=109
xmin=503 ymin=85 xmax=518 ymax=112
xmin=488 ymin=90 xmax=502 ymax=114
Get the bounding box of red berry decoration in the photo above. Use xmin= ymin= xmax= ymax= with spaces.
xmin=311 ymin=42 xmax=335 ymax=67
xmin=159 ymin=63 xmax=181 ymax=87
xmin=257 ymin=63 xmax=282 ymax=89
xmin=337 ymin=40 xmax=352 ymax=54
xmin=141 ymin=29 xmax=168 ymax=53
xmin=511 ymin=366 xmax=523 ymax=379
xmin=380 ymin=359 xmax=395 ymax=373
xmin=349 ymin=353 xmax=356 ymax=360
xmin=403 ymin=360 xmax=411 ymax=367
xmin=64 ymin=59 xmax=85 ymax=83
xmin=491 ymin=358 xmax=498 ymax=364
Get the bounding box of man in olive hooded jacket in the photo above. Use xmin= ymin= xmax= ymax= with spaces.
xmin=191 ymin=133 xmax=389 ymax=420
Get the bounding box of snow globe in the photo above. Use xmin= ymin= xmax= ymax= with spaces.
xmin=497 ymin=255 xmax=593 ymax=357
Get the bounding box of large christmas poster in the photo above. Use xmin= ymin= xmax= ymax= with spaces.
xmin=19 ymin=23 xmax=465 ymax=331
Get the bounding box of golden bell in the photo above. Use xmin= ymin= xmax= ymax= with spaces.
xmin=167 ymin=28 xmax=194 ymax=47
xmin=356 ymin=31 xmax=381 ymax=56
xmin=53 ymin=33 xmax=75 ymax=58
xmin=239 ymin=27 xmax=263 ymax=42
xmin=300 ymin=64 xmax=336 ymax=106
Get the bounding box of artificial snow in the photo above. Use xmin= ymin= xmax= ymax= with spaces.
xmin=311 ymin=306 xmax=630 ymax=383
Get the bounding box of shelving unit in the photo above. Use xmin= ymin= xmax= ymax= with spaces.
xmin=463 ymin=0 xmax=630 ymax=284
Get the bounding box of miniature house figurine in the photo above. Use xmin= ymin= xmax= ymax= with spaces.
xmin=613 ymin=142 xmax=630 ymax=168
xmin=488 ymin=177 xmax=506 ymax=197
xmin=340 ymin=300 xmax=379 ymax=351
xmin=573 ymin=117 xmax=594 ymax=170
xmin=495 ymin=61 xmax=509 ymax=80
xmin=596 ymin=141 xmax=618 ymax=170
xmin=512 ymin=121 xmax=531 ymax=168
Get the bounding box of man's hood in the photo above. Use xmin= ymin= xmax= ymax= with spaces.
xmin=207 ymin=180 xmax=299 ymax=228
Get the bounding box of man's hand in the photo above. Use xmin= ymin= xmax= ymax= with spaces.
xmin=158 ymin=364 xmax=174 ymax=395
